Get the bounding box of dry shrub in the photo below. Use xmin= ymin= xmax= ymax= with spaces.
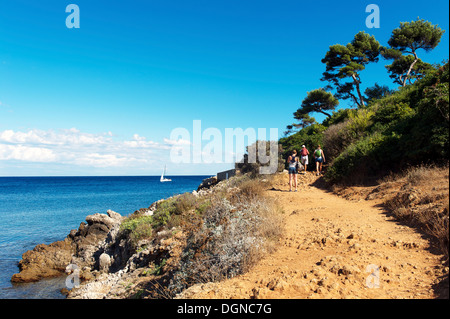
xmin=322 ymin=121 xmax=352 ymax=162
xmin=385 ymin=164 xmax=449 ymax=260
xmin=175 ymin=193 xmax=197 ymax=213
xmin=405 ymin=166 xmax=439 ymax=186
xmin=169 ymin=189 xmax=284 ymax=294
xmin=125 ymin=174 xmax=284 ymax=297
xmin=233 ymin=177 xmax=266 ymax=199
xmin=270 ymin=171 xmax=287 ymax=185
xmin=426 ymin=207 xmax=449 ymax=260
xmin=115 ymin=173 xmax=285 ymax=299
xmin=166 ymin=214 xmax=184 ymax=230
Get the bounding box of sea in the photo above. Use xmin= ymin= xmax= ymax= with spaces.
xmin=0 ymin=175 xmax=209 ymax=299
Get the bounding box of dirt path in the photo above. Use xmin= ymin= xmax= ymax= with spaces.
xmin=179 ymin=173 xmax=444 ymax=299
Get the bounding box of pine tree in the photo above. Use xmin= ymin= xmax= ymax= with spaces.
xmin=321 ymin=31 xmax=381 ymax=108
xmin=382 ymin=18 xmax=445 ymax=87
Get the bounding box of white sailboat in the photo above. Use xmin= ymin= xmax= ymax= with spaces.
xmin=160 ymin=165 xmax=172 ymax=182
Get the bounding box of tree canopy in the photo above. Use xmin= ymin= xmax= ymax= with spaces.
xmin=285 ymin=89 xmax=338 ymax=135
xmin=382 ymin=18 xmax=445 ymax=87
xmin=285 ymin=113 xmax=316 ymax=135
xmin=321 ymin=31 xmax=381 ymax=107
xmin=297 ymin=89 xmax=339 ymax=118
xmin=364 ymin=83 xmax=395 ymax=104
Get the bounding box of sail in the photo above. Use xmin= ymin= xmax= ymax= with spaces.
xmin=160 ymin=165 xmax=172 ymax=182
xmin=160 ymin=166 xmax=165 ymax=181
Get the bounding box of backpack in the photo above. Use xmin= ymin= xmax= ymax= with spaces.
xmin=314 ymin=149 xmax=322 ymax=157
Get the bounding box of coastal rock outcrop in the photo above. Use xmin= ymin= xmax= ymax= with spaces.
xmin=10 ymin=239 xmax=75 ymax=283
xmin=67 ymin=229 xmax=186 ymax=299
xmin=11 ymin=210 xmax=123 ymax=283
xmin=197 ymin=176 xmax=218 ymax=191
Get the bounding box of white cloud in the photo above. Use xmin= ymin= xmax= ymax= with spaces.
xmin=73 ymin=153 xmax=146 ymax=167
xmin=0 ymin=128 xmax=111 ymax=145
xmin=0 ymin=128 xmax=167 ymax=168
xmin=123 ymin=134 xmax=169 ymax=149
xmin=0 ymin=128 xmax=237 ymax=175
xmin=163 ymin=138 xmax=192 ymax=146
xmin=0 ymin=144 xmax=57 ymax=162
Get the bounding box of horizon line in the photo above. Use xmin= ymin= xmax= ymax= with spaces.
xmin=0 ymin=174 xmax=215 ymax=178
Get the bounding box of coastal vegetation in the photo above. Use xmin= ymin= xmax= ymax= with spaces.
xmin=278 ymin=17 xmax=448 ymax=263
xmin=280 ymin=18 xmax=448 ymax=185
xmin=68 ymin=18 xmax=448 ymax=299
xmin=11 ymin=17 xmax=448 ymax=300
xmin=113 ymin=174 xmax=284 ymax=298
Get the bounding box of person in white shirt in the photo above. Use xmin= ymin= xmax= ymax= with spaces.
xmin=287 ymin=150 xmax=299 ymax=192
xmin=300 ymin=145 xmax=309 ymax=174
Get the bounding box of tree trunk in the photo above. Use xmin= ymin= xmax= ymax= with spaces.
xmin=318 ymin=109 xmax=332 ymax=118
xmin=402 ymin=52 xmax=419 ymax=87
xmin=352 ymin=74 xmax=366 ymax=107
xmin=348 ymin=92 xmax=361 ymax=108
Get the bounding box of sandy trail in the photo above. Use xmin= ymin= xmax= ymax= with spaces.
xmin=180 ymin=173 xmax=444 ymax=299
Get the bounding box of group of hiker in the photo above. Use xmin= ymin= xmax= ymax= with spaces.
xmin=287 ymin=145 xmax=325 ymax=192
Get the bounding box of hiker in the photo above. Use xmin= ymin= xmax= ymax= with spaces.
xmin=314 ymin=145 xmax=325 ymax=176
xmin=300 ymin=145 xmax=309 ymax=174
xmin=287 ymin=150 xmax=299 ymax=192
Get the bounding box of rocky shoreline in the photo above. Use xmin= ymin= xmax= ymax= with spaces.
xmin=11 ymin=209 xmax=124 ymax=285
xmin=11 ymin=171 xmax=448 ymax=299
xmin=10 ymin=177 xmax=219 ymax=299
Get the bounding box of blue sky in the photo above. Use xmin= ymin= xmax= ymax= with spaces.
xmin=0 ymin=0 xmax=448 ymax=176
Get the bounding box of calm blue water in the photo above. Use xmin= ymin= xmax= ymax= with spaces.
xmin=0 ymin=175 xmax=209 ymax=299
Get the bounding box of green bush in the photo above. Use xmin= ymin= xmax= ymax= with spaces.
xmin=280 ymin=123 xmax=326 ymax=167
xmin=322 ymin=108 xmax=356 ymax=127
xmin=120 ymin=215 xmax=154 ymax=245
xmin=346 ymin=108 xmax=375 ymax=137
xmin=323 ymin=108 xmax=375 ymax=163
xmin=325 ymin=133 xmax=395 ymax=184
xmin=120 ymin=215 xmax=153 ymax=233
xmin=322 ymin=62 xmax=449 ymax=184
xmin=152 ymin=198 xmax=178 ymax=229
xmin=119 ymin=193 xmax=201 ymax=247
xmin=371 ymin=102 xmax=415 ymax=126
